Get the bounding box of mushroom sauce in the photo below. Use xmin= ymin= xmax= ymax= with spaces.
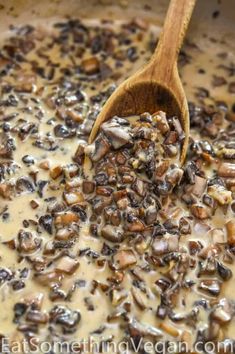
xmin=0 ymin=16 xmax=235 ymax=354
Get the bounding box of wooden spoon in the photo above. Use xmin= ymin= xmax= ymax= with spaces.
xmin=89 ymin=0 xmax=196 ymax=164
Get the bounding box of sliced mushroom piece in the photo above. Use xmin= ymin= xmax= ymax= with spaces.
xmin=63 ymin=191 xmax=84 ymax=205
xmin=16 ymin=177 xmax=35 ymax=194
xmin=155 ymin=160 xmax=170 ymax=177
xmin=81 ymin=57 xmax=100 ymax=75
xmin=110 ymin=288 xmax=128 ymax=306
xmin=30 ymin=200 xmax=39 ymax=209
xmin=26 ymin=310 xmax=49 ymax=324
xmin=102 ymin=119 xmax=131 ymax=149
xmin=125 ymin=214 xmax=145 ymax=232
xmin=54 ymin=124 xmax=76 ymax=138
xmin=55 ymin=256 xmax=80 ymax=275
xmin=39 ymin=214 xmax=53 ymax=234
xmin=117 ymin=197 xmax=130 ymax=210
xmin=82 ymin=180 xmax=95 ymax=194
xmin=131 ymin=287 xmax=147 ymax=310
xmin=107 ymin=308 xmax=126 ymax=322
xmin=145 ymin=205 xmax=158 ymax=225
xmin=210 ymin=228 xmax=227 ymax=244
xmin=50 ymin=165 xmax=63 ymax=180
xmin=129 ymin=318 xmax=163 ymax=338
xmin=96 ymin=186 xmax=114 ymax=197
xmin=0 ymin=133 xmax=15 ymax=159
xmin=55 ymin=227 xmax=77 ymax=241
xmin=152 ymin=111 xmax=169 ymax=135
xmin=54 ymin=212 xmax=79 ymax=225
xmin=208 ymin=184 xmax=232 ymax=205
xmin=131 ymin=178 xmax=146 ymax=197
xmin=34 ymin=271 xmax=63 ymax=287
xmin=226 ymin=220 xmax=235 ymax=246
xmin=152 ymin=234 xmax=179 ymax=256
xmin=101 ymin=225 xmax=124 ymax=243
xmin=166 ymin=167 xmax=184 ymax=186
xmin=190 ymin=175 xmax=207 ymax=197
xmin=0 ymin=183 xmax=14 ymax=199
xmin=49 ymin=305 xmax=81 ymax=334
xmin=113 ymin=249 xmax=137 ymax=270
xmin=159 ymin=322 xmax=180 ymax=337
xmin=103 ymin=207 xmax=121 ymax=226
xmin=198 ymin=279 xmax=222 ymax=296
xmin=73 ymin=144 xmax=85 ymax=165
xmin=92 ymin=196 xmax=112 ymax=215
xmin=218 ymin=162 xmax=235 ymax=178
xmin=89 ymin=134 xmax=111 ymax=162
xmin=191 ymin=204 xmax=211 ymax=220
xmin=210 ymin=298 xmax=233 ymax=324
xmin=17 ymin=230 xmax=41 ymax=254
xmin=20 ymin=292 xmax=44 ymax=310
xmin=179 ymin=217 xmax=191 ymax=234
xmin=217 ymin=261 xmax=232 ymax=281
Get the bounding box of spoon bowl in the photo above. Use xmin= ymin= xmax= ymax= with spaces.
xmin=89 ymin=0 xmax=196 ymax=164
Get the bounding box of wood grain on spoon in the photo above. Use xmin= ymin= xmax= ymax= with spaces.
xmin=89 ymin=0 xmax=196 ymax=164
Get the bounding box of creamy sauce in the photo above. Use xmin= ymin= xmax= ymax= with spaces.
xmin=0 ymin=17 xmax=235 ymax=353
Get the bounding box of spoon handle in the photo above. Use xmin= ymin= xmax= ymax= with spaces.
xmin=152 ymin=0 xmax=196 ymax=80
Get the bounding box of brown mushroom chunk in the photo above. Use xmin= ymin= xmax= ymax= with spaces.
xmin=131 ymin=287 xmax=147 ymax=310
xmin=210 ymin=298 xmax=233 ymax=324
xmin=129 ymin=318 xmax=163 ymax=338
xmin=34 ymin=271 xmax=63 ymax=287
xmin=63 ymin=191 xmax=84 ymax=205
xmin=198 ymin=279 xmax=221 ymax=296
xmin=226 ymin=220 xmax=235 ymax=246
xmin=125 ymin=215 xmax=145 ymax=232
xmin=191 ymin=204 xmax=210 ymax=219
xmin=218 ymin=162 xmax=235 ymax=178
xmin=50 ymin=166 xmax=63 ymax=180
xmin=113 ymin=249 xmax=137 ymax=270
xmin=101 ymin=225 xmax=124 ymax=243
xmin=49 ymin=305 xmax=81 ymax=334
xmin=110 ymin=289 xmax=127 ymax=306
xmin=102 ymin=119 xmax=131 ymax=149
xmin=82 ymin=181 xmax=95 ymax=194
xmin=152 ymin=234 xmax=179 ymax=255
xmin=132 ymin=178 xmax=146 ymax=197
xmin=153 ymin=111 xmax=169 ymax=135
xmin=17 ymin=230 xmax=41 ymax=253
xmin=55 ymin=256 xmax=80 ymax=275
xmin=55 ymin=212 xmax=79 ymax=225
xmin=89 ymin=135 xmax=111 ymax=162
xmin=191 ymin=175 xmax=207 ymax=197
xmin=81 ymin=57 xmax=100 ymax=75
xmin=208 ymin=184 xmax=232 ymax=205
xmin=104 ymin=207 xmax=121 ymax=226
xmin=0 ymin=183 xmax=14 ymax=200
xmin=26 ymin=310 xmax=49 ymax=324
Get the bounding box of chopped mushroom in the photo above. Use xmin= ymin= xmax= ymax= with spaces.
xmin=81 ymin=57 xmax=100 ymax=75
xmin=17 ymin=230 xmax=41 ymax=253
xmin=55 ymin=256 xmax=80 ymax=275
xmin=101 ymin=225 xmax=124 ymax=243
xmin=208 ymin=184 xmax=232 ymax=205
xmin=198 ymin=279 xmax=222 ymax=296
xmin=226 ymin=220 xmax=235 ymax=246
xmin=191 ymin=204 xmax=210 ymax=219
xmin=218 ymin=162 xmax=235 ymax=178
xmin=131 ymin=286 xmax=148 ymax=310
xmin=49 ymin=305 xmax=81 ymax=334
xmin=63 ymin=191 xmax=84 ymax=205
xmin=102 ymin=118 xmax=131 ymax=149
xmin=113 ymin=249 xmax=137 ymax=270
